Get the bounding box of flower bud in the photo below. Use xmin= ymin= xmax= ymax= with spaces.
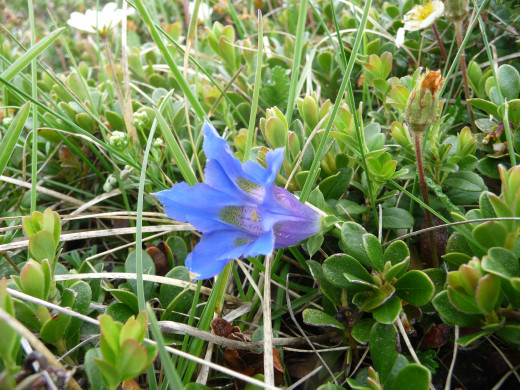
xmin=444 ymin=0 xmax=469 ymax=21
xmin=405 ymin=70 xmax=444 ymax=133
xmin=109 ymin=131 xmax=129 ymax=149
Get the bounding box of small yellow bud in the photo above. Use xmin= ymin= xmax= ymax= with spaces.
xmin=405 ymin=70 xmax=444 ymax=133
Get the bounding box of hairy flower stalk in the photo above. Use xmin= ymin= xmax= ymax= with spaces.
xmin=405 ymin=70 xmax=444 ymax=268
xmin=154 ymin=121 xmax=323 ymax=280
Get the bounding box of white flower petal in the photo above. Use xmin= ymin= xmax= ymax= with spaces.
xmin=402 ymin=1 xmax=445 ymax=32
xmin=67 ymin=2 xmax=125 ymax=34
xmin=395 ymin=27 xmax=406 ymax=48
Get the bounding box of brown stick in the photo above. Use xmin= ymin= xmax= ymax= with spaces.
xmin=432 ymin=22 xmax=447 ymax=62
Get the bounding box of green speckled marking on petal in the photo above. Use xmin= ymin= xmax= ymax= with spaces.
xmin=220 ymin=206 xmax=265 ymax=235
xmin=234 ymin=237 xmax=253 ymax=247
xmin=236 ymin=177 xmax=265 ymax=201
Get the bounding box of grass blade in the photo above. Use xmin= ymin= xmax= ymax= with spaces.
xmin=0 ymin=103 xmax=30 ymax=176
xmin=0 ymin=27 xmax=64 ymax=83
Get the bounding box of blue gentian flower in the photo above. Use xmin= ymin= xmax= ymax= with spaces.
xmin=154 ymin=121 xmax=323 ymax=280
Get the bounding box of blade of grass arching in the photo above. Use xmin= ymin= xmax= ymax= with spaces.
xmin=300 ymin=0 xmax=373 ymax=203
xmin=0 ymin=103 xmax=30 ymax=176
xmin=154 ymin=108 xmax=198 ymax=186
xmin=28 ymin=0 xmax=38 ymax=213
xmin=135 ymin=91 xmax=175 ymax=312
xmin=388 ymin=180 xmax=486 ymax=253
xmin=133 ymin=0 xmax=206 ymax=121
xmin=0 ymin=27 xmax=64 ymax=84
xmin=326 ymin=0 xmax=378 ymax=225
xmin=243 ymin=11 xmax=264 ymax=162
xmin=146 ymin=305 xmax=184 ymax=390
xmin=285 ymin=0 xmax=308 ymax=125
xmin=439 ymin=0 xmax=491 ymax=97
xmin=179 ymin=263 xmax=233 ymax=383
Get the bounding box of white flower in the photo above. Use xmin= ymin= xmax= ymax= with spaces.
xmin=67 ymin=2 xmax=126 ymax=35
xmin=188 ymin=2 xmax=213 ymax=24
xmin=395 ymin=1 xmax=445 ymax=48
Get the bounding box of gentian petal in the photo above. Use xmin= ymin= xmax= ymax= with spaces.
xmin=202 ymin=121 xmax=284 ymax=201
xmin=273 ymin=219 xmax=322 ymax=248
xmin=185 ymin=230 xmax=274 ymax=279
xmin=153 ymin=182 xmax=245 ymax=233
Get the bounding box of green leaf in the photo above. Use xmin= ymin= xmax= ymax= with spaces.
xmin=457 ymin=331 xmax=490 ymax=347
xmin=384 ymin=241 xmax=409 ymax=265
xmin=85 ymin=349 xmax=110 ymax=390
xmin=381 ymin=208 xmax=414 ymax=229
xmin=308 ymin=260 xmax=341 ymax=306
xmin=125 ymin=251 xmax=156 ymax=300
xmin=352 ymin=318 xmax=376 ymax=343
xmin=496 ymin=322 xmax=520 ymax=343
xmin=447 ymin=287 xmax=482 ymax=314
xmin=432 ymin=291 xmax=481 ymax=326
xmin=106 ymin=303 xmax=135 ymax=323
xmin=383 ymin=258 xmax=410 ymax=282
xmin=393 ymin=271 xmax=434 ymax=306
xmin=20 ymin=261 xmax=45 ymax=300
xmin=341 ymin=222 xmax=373 ymax=268
xmin=336 ymin=199 xmax=369 ymax=216
xmin=99 ymin=314 xmax=122 ymax=358
xmin=105 ymin=288 xmax=139 ymax=314
xmin=319 ymin=167 xmax=354 ymax=199
xmin=445 ymin=171 xmax=487 ymax=194
xmin=306 ymin=234 xmax=324 ymax=257
xmin=94 ymin=358 xmax=121 ymax=388
xmin=369 ymin=323 xmax=397 ymax=382
xmin=472 ymin=222 xmax=507 ymax=250
xmin=302 ymin=308 xmax=346 ymax=329
xmin=468 ymin=98 xmax=500 ymax=118
xmin=372 ymin=296 xmax=402 ymax=324
xmin=475 ymin=274 xmax=500 ymax=315
xmin=118 ymin=339 xmax=149 ymax=380
xmin=40 ymin=313 xmax=72 ymax=344
xmin=0 ymin=28 xmax=65 ymax=83
xmin=65 ymin=281 xmax=92 ymax=339
xmin=29 ymin=230 xmax=56 ymax=264
xmin=159 ymin=266 xmax=191 ymax=307
xmin=497 ymin=64 xmax=520 ymax=101
xmin=361 ymin=284 xmax=396 ymax=311
xmin=386 ymin=363 xmax=430 ymax=390
xmin=323 ymin=255 xmax=375 ymax=291
xmin=443 ymin=252 xmax=472 ymax=268
xmin=363 ymin=234 xmax=384 ymax=272
xmin=482 ymin=247 xmax=520 ymax=279
xmin=0 ymin=103 xmax=30 ymax=176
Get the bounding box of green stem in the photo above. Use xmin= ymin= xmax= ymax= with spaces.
xmin=27 ymin=0 xmax=37 ymax=213
xmin=300 ymin=0 xmax=373 ymax=203
xmin=503 ymin=101 xmax=517 ymax=166
xmin=285 ymin=0 xmax=308 ymax=125
xmin=243 ymin=11 xmax=264 ymax=162
xmin=454 ymin=19 xmax=476 ymax=132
